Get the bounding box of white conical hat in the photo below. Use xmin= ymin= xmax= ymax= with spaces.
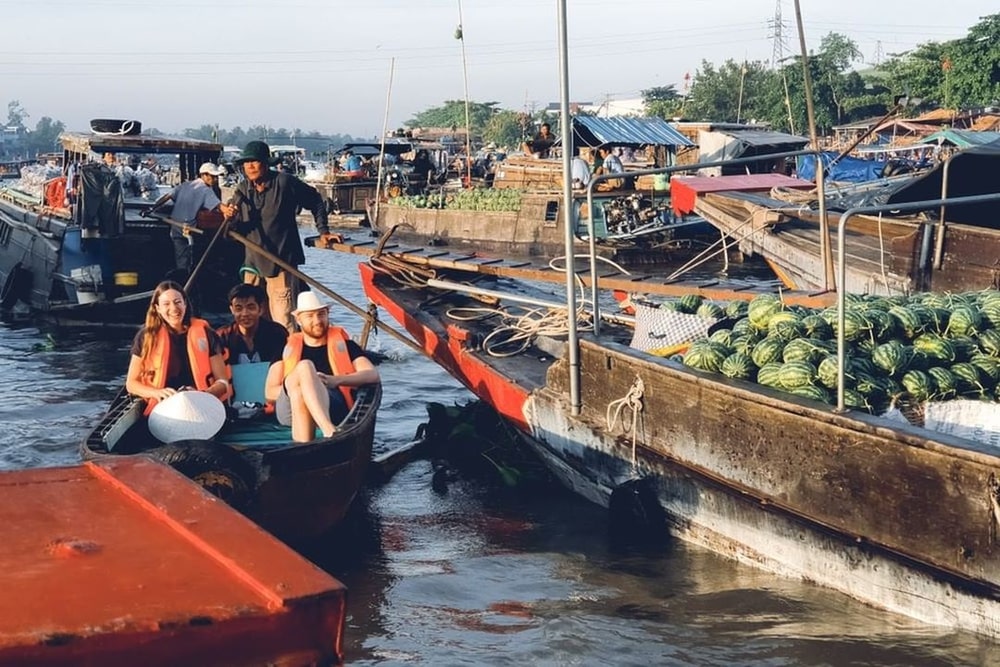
xmin=148 ymin=391 xmax=226 ymax=443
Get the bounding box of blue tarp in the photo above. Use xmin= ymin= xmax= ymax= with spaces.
xmin=797 ymin=152 xmax=885 ymax=183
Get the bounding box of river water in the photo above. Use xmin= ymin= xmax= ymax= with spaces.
xmin=0 ymin=238 xmax=997 ymax=666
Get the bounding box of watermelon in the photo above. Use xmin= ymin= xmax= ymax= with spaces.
xmin=981 ymin=300 xmax=1000 ymax=329
xmin=677 ymin=293 xmax=703 ymax=314
xmin=682 ymin=341 xmax=728 ymax=373
xmin=751 ymin=337 xmax=785 ymax=368
xmin=720 ymin=353 xmax=755 ymax=380
xmin=767 ymin=311 xmax=804 ymax=341
xmin=730 ymin=335 xmax=755 ymax=356
xmin=947 ymin=305 xmax=983 ymax=337
xmin=709 ymin=329 xmax=734 ymax=347
xmin=782 ymin=338 xmax=827 ymax=364
xmin=948 ymin=335 xmax=978 ymax=362
xmin=730 ymin=317 xmax=753 ymax=338
xmin=748 ymin=294 xmax=783 ymax=331
xmin=871 ymin=340 xmax=910 ymax=376
xmin=970 ymin=354 xmax=1000 ymax=386
xmin=888 ymin=304 xmax=925 ymax=340
xmin=817 ymin=354 xmax=848 ymax=389
xmin=756 ymin=362 xmax=784 ymax=388
xmin=659 ymin=300 xmax=679 ymax=312
xmin=928 ymin=367 xmax=959 ymax=399
xmin=778 ymin=360 xmax=817 ymax=389
xmin=949 ymin=361 xmax=984 ymax=394
xmin=842 ymin=387 xmax=870 ymax=411
xmin=786 ymin=384 xmax=831 ymax=404
xmin=725 ymin=300 xmax=749 ymax=318
xmin=913 ymin=333 xmax=956 ymax=363
xmin=901 ymin=370 xmax=935 ymax=402
xmin=978 ymin=329 xmax=1000 ymax=357
xmin=801 ymin=314 xmax=833 ymax=340
xmin=697 ymin=302 xmax=725 ymax=320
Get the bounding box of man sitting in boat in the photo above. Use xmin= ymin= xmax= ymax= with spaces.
xmin=341 ymin=150 xmax=364 ymax=178
xmin=522 ymin=123 xmax=555 ymax=159
xmin=125 ymin=281 xmax=232 ymax=413
xmin=215 ymin=284 xmax=288 ymax=365
xmin=142 ymin=162 xmax=227 ymax=273
xmin=264 ymin=291 xmax=379 ymax=443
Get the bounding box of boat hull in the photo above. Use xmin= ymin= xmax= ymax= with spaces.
xmin=359 ymin=260 xmax=1000 ymax=637
xmin=81 ymin=384 xmax=380 ymax=542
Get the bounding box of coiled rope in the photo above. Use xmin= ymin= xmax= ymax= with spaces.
xmin=606 ymin=376 xmax=645 ymax=464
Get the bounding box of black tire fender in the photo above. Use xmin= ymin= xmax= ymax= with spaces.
xmin=144 ymin=440 xmax=254 ymax=511
xmin=0 ymin=263 xmax=31 ymax=310
xmin=90 ymin=118 xmax=142 ymax=135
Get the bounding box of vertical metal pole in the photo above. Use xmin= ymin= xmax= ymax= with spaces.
xmin=556 ymin=0 xmax=580 ymax=416
xmin=373 ymin=57 xmax=395 ymax=230
xmin=933 ymin=155 xmax=954 ymax=270
xmin=457 ymin=0 xmax=473 ymax=187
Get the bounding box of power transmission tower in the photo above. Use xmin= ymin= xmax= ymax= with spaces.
xmin=768 ymin=0 xmax=789 ymax=68
xmin=872 ymin=40 xmax=884 ymax=67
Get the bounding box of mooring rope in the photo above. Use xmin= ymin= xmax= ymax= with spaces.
xmin=606 ymin=376 xmax=645 ymax=464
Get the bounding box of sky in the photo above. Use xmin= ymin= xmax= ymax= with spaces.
xmin=0 ymin=0 xmax=992 ymax=139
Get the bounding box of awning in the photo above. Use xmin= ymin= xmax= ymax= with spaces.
xmin=572 ymin=116 xmax=693 ymax=148
xmin=718 ymin=130 xmax=809 ymax=147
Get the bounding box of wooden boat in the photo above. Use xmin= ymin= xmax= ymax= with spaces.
xmin=80 ymin=369 xmax=381 ymax=542
xmin=0 ymin=457 xmax=347 ymax=665
xmin=0 ymin=124 xmax=244 ymax=325
xmin=688 ymin=143 xmax=1000 ymax=295
xmin=310 ymin=140 xmax=415 ymax=216
xmin=357 ymin=251 xmax=1000 ymax=638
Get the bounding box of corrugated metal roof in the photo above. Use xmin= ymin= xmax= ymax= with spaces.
xmin=922 ymin=128 xmax=1000 ymax=148
xmin=718 ymin=130 xmax=809 ymax=147
xmin=572 ymin=115 xmax=693 ymax=147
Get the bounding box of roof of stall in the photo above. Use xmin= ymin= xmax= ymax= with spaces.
xmin=717 ymin=129 xmax=809 ymax=147
xmin=572 ymin=115 xmax=693 ymax=148
xmin=921 ymin=128 xmax=1000 ymax=148
xmin=59 ymin=132 xmax=223 ymax=155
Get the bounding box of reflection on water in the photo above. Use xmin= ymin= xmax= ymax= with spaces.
xmin=0 ymin=243 xmax=998 ymax=665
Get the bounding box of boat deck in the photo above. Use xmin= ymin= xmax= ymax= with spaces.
xmin=0 ymin=458 xmax=346 ymax=665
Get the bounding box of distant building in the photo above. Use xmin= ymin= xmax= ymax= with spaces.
xmin=544 ymin=99 xmax=646 ymax=118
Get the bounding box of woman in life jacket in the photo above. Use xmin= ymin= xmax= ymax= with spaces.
xmin=125 ymin=281 xmax=232 ymax=414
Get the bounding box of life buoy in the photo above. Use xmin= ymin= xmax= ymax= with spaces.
xmin=144 ymin=441 xmax=254 ymax=511
xmin=0 ymin=263 xmax=31 ymax=310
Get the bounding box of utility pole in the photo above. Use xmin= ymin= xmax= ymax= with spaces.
xmin=768 ymin=0 xmax=788 ymax=67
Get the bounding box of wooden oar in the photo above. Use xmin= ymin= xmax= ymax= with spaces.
xmin=226 ymin=230 xmax=426 ymax=355
xmin=146 ymin=213 xmax=205 ymax=235
xmin=184 ymin=219 xmax=231 ymax=293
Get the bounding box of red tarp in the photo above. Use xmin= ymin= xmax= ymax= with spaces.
xmin=670 ymin=174 xmax=813 ymax=215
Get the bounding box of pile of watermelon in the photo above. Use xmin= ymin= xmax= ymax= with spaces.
xmin=672 ymin=291 xmax=1000 ymax=415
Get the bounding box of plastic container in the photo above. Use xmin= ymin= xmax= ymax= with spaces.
xmin=76 ymin=284 xmax=100 ymax=304
xmin=114 ymin=272 xmax=138 ymax=287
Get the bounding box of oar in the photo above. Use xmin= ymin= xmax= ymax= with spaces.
xmin=146 ymin=213 xmax=205 ymax=235
xmin=226 ymin=230 xmax=426 ymax=356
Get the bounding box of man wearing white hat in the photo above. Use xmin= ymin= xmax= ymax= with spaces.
xmin=264 ymin=290 xmax=380 ymax=442
xmin=143 ymin=161 xmax=228 ymax=272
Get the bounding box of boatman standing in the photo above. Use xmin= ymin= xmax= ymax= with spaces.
xmin=223 ymin=140 xmax=340 ymax=332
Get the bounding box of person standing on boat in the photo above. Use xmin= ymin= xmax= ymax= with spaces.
xmin=215 ymin=284 xmax=288 ymax=365
xmin=142 ymin=162 xmax=227 ymax=273
xmin=225 ymin=140 xmax=338 ymax=333
xmin=523 ymin=123 xmax=555 ymax=158
xmin=263 ymin=291 xmax=379 ymax=443
xmin=571 ymin=154 xmax=591 ymax=190
xmin=125 ymin=281 xmax=231 ymax=414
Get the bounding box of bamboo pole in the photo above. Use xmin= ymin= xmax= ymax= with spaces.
xmin=372 ymin=57 xmax=395 ymax=228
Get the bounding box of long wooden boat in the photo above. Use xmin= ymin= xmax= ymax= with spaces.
xmin=0 ymin=124 xmax=244 ymax=325
xmin=689 ymin=144 xmax=1000 ymax=295
xmin=80 ymin=377 xmax=381 ymax=542
xmin=358 ymin=253 xmax=1000 ymax=638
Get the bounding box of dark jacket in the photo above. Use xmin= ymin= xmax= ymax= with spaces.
xmin=234 ymin=171 xmax=329 ymax=276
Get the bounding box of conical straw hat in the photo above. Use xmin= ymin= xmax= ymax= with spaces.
xmin=148 ymin=391 xmax=226 ymax=443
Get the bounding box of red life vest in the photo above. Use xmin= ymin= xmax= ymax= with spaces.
xmin=141 ymin=318 xmax=230 ymax=415
xmin=282 ymin=326 xmax=356 ymax=409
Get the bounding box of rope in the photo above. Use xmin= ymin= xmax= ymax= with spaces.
xmin=446 ymin=303 xmax=593 ymax=357
xmin=90 ymin=120 xmax=137 ymax=136
xmin=606 ymin=376 xmax=645 ymax=464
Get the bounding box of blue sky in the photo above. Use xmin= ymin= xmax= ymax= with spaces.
xmin=0 ymin=0 xmax=991 ymax=137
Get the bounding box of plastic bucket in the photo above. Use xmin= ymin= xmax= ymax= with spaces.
xmin=114 ymin=272 xmax=139 ymax=287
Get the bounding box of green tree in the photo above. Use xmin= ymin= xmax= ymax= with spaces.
xmin=481 ymin=110 xmax=523 ymax=150
xmin=6 ymin=100 xmax=28 ymax=130
xmin=684 ymin=59 xmax=773 ymax=124
xmin=406 ymin=100 xmax=503 ymax=134
xmin=26 ymin=116 xmax=65 ymax=156
xmin=642 ymin=85 xmax=683 ymax=119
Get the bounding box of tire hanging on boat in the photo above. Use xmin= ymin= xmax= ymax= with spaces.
xmin=0 ymin=263 xmax=31 ymax=310
xmin=143 ymin=441 xmax=254 ymax=511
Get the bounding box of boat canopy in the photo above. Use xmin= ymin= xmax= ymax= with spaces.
xmin=920 ymin=128 xmax=1000 ymax=149
xmin=572 ymin=115 xmax=693 ymax=148
xmin=337 ymin=141 xmax=413 ymax=157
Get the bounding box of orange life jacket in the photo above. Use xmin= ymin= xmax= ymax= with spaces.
xmin=282 ymin=327 xmax=355 ymax=409
xmin=142 ymin=318 xmax=231 ymax=415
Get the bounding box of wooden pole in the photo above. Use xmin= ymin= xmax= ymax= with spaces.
xmin=372 ymin=57 xmax=395 ymax=229
xmin=457 ymin=0 xmax=473 ymax=186
xmin=227 ymin=230 xmax=427 ymax=356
